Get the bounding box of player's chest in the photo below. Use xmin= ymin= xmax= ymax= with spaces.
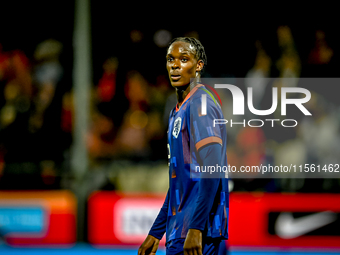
xmin=168 ymin=111 xmax=188 ymax=143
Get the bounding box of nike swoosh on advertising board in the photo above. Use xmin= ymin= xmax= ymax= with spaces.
xmin=275 ymin=211 xmax=337 ymax=239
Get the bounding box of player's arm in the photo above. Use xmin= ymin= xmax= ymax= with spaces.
xmin=138 ymin=190 xmax=169 ymax=255
xmin=183 ymin=144 xmax=222 ymax=255
xmin=184 ymin=94 xmax=224 ymax=255
xmin=188 ymin=94 xmax=223 ymax=231
xmin=188 ymin=143 xmax=222 ymax=230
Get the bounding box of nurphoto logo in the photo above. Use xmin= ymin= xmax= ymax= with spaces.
xmin=200 ymin=84 xmax=312 ymax=128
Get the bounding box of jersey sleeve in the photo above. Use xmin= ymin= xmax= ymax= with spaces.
xmin=188 ymin=143 xmax=221 ymax=231
xmin=190 ymin=92 xmax=223 ymax=152
xmin=148 ymin=190 xmax=169 ymax=240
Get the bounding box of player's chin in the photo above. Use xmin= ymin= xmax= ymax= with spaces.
xmin=170 ymin=80 xmax=188 ymax=88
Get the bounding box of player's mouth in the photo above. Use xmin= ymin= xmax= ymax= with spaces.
xmin=171 ymin=75 xmax=181 ymax=81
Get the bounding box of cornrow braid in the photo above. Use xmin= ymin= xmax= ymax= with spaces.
xmin=167 ymin=37 xmax=207 ymax=73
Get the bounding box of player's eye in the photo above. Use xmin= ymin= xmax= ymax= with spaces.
xmin=181 ymin=58 xmax=188 ymax=62
xmin=167 ymin=57 xmax=173 ymax=62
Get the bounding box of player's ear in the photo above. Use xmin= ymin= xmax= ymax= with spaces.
xmin=196 ymin=60 xmax=204 ymax=73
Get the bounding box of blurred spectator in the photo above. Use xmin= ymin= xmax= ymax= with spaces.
xmin=86 ymin=57 xmax=121 ymax=161
xmin=0 ymin=49 xmax=32 ymax=129
xmin=94 ymin=56 xmax=128 ymax=138
xmin=257 ymin=26 xmax=302 ymax=144
xmin=114 ymin=71 xmax=152 ymax=158
xmin=0 ymin=39 xmax=66 ymax=190
xmin=87 ymin=105 xmax=116 ymax=160
xmin=0 ymin=44 xmax=6 ymax=80
xmin=308 ymin=30 xmax=333 ymax=65
xmin=29 ymin=39 xmax=63 ymax=133
xmin=61 ymin=91 xmax=73 ymax=133
xmin=86 ymin=69 xmax=167 ymax=161
xmin=95 ymin=56 xmax=122 ymax=122
xmin=298 ymin=92 xmax=340 ymax=166
xmin=97 ymin=57 xmax=118 ymax=103
xmin=306 ymin=29 xmax=335 ymax=78
xmin=245 ymin=40 xmax=272 ymax=109
xmin=276 ymin=25 xmax=300 ymax=85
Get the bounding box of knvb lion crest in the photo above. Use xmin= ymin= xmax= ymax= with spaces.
xmin=172 ymin=117 xmax=182 ymax=139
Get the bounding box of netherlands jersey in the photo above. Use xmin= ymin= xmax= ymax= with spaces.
xmin=166 ymin=84 xmax=229 ymax=241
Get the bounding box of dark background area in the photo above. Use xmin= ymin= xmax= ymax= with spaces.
xmin=0 ymin=1 xmax=339 ymax=192
xmin=2 ymin=2 xmax=340 ymax=82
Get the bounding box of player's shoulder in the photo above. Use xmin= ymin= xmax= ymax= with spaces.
xmin=191 ymin=84 xmax=222 ymax=109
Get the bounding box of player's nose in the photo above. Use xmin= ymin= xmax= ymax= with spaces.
xmin=171 ymin=59 xmax=180 ymax=69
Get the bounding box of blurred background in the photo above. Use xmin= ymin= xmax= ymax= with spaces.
xmin=0 ymin=1 xmax=340 ymax=254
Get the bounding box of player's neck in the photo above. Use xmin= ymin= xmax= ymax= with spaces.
xmin=175 ymin=84 xmax=191 ymax=107
xmin=176 ymin=75 xmax=200 ymax=107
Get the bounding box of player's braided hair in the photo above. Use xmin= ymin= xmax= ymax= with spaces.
xmin=167 ymin=37 xmax=207 ymax=73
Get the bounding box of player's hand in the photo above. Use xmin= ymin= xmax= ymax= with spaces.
xmin=183 ymin=229 xmax=203 ymax=255
xmin=138 ymin=234 xmax=160 ymax=255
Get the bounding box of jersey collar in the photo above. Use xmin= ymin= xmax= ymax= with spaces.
xmin=175 ymin=84 xmax=204 ymax=112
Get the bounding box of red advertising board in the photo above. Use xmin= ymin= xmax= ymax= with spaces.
xmin=229 ymin=192 xmax=340 ymax=248
xmin=88 ymin=192 xmax=166 ymax=246
xmin=88 ymin=191 xmax=340 ymax=248
xmin=0 ymin=190 xmax=76 ymax=245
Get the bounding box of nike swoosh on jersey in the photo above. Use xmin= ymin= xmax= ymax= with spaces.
xmin=275 ymin=211 xmax=337 ymax=239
